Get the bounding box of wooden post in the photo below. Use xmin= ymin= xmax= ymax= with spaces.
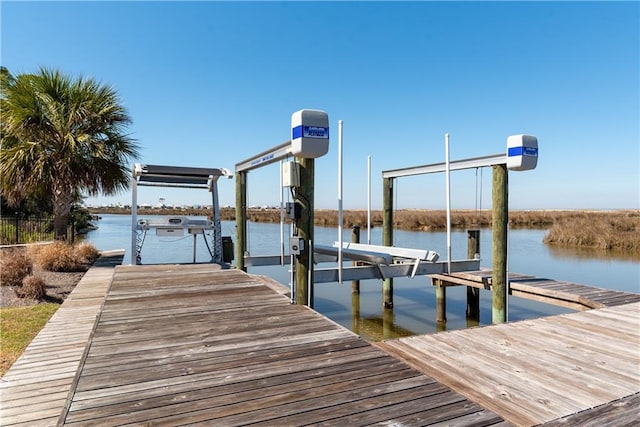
xmin=351 ymin=292 xmax=360 ymax=335
xmin=466 ymin=229 xmax=480 ymax=320
xmin=295 ymin=157 xmax=314 ymax=307
xmin=435 ymin=278 xmax=446 ymax=324
xmin=351 ymin=225 xmax=360 ymax=294
xmin=382 ymin=308 xmax=394 ymax=340
xmin=382 ymin=177 xmax=394 ymax=308
xmin=492 ymin=164 xmax=508 ymax=324
xmin=235 ymin=171 xmax=247 ymax=272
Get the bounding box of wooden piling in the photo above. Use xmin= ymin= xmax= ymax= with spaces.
xmin=467 ymin=229 xmax=480 ymax=319
xmin=351 ymin=292 xmax=361 ymax=334
xmin=295 ymin=157 xmax=314 ymax=307
xmin=382 ymin=177 xmax=394 ymax=308
xmin=351 ymin=225 xmax=361 ymax=294
xmin=435 ymin=278 xmax=447 ymax=323
xmin=382 ymin=308 xmax=394 ymax=340
xmin=492 ymin=165 xmax=508 ymax=323
xmin=235 ymin=171 xmax=247 ymax=272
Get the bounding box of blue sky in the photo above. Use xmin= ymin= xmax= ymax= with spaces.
xmin=2 ymin=1 xmax=638 ymax=211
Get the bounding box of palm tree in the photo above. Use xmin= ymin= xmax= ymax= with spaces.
xmin=1 ymin=67 xmax=139 ymax=239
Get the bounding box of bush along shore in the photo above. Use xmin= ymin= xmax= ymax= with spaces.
xmin=91 ymin=207 xmax=640 ymax=254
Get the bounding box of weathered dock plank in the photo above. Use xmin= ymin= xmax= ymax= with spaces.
xmin=377 ymin=301 xmax=640 ymax=426
xmin=56 ymin=264 xmax=503 ymax=426
xmin=542 ymin=392 xmax=640 ymax=427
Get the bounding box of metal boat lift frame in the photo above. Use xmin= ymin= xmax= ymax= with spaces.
xmin=130 ymin=163 xmax=232 ymax=265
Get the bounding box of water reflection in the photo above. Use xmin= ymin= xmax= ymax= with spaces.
xmin=547 ymin=244 xmax=640 ymax=262
xmin=349 ymin=293 xmax=416 ymax=341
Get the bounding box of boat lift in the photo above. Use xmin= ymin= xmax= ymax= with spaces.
xmin=236 ymin=112 xmax=482 ymax=294
xmin=381 ymin=134 xmax=539 ymax=321
xmin=130 ymin=164 xmax=232 ymax=265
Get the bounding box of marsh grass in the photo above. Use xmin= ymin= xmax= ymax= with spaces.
xmin=0 ymin=303 xmax=59 ymax=376
xmin=544 ymin=213 xmax=640 ymax=251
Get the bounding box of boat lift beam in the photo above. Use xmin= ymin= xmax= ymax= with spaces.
xmin=242 ymin=252 xmax=480 ymax=284
xmin=313 ymin=259 xmax=481 ymax=284
xmin=382 ymin=153 xmax=506 ymax=179
xmin=235 ymin=141 xmax=292 ymax=173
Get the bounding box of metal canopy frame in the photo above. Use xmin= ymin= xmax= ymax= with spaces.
xmin=135 ymin=164 xmax=231 ymax=188
xmin=130 ymin=163 xmax=232 ymax=265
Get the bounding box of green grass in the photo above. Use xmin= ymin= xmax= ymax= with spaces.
xmin=0 ymin=303 xmax=60 ymax=376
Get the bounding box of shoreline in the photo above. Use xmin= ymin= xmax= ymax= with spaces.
xmin=87 ymin=208 xmax=640 ymax=255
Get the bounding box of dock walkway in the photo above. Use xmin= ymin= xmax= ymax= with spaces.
xmin=2 ymin=263 xmax=503 ymax=426
xmin=0 ymin=250 xmax=124 ymax=426
xmin=430 ymin=270 xmax=640 ymax=310
xmin=2 ymin=261 xmax=638 ymax=426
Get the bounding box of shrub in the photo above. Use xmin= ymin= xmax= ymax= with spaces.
xmin=0 ymin=249 xmax=33 ymax=287
xmin=17 ymin=275 xmax=47 ymax=300
xmin=73 ymin=242 xmax=100 ymax=263
xmin=31 ymin=242 xmax=84 ymax=272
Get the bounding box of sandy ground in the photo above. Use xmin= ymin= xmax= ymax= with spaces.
xmin=0 ymin=266 xmax=86 ymax=308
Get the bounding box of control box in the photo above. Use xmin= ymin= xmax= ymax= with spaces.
xmin=290 ymin=237 xmax=304 ymax=255
xmin=285 ymin=201 xmax=302 ymax=220
xmin=157 ymin=228 xmax=184 ymax=237
xmin=282 ymin=161 xmax=300 ymax=187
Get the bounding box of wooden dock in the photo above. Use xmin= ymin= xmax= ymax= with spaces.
xmin=430 ymin=270 xmax=640 ymax=311
xmin=2 ymin=261 xmax=638 ymax=426
xmin=1 ymin=263 xmax=504 ymax=426
xmin=377 ymin=301 xmax=640 ymax=426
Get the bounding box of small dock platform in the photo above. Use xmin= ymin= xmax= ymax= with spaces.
xmin=377 ymin=301 xmax=640 ymax=426
xmin=430 ymin=270 xmax=640 ymax=310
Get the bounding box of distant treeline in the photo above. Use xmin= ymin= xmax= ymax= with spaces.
xmin=91 ymin=207 xmax=639 ymax=253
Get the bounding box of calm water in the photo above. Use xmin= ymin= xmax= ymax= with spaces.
xmin=84 ymin=214 xmax=640 ymax=341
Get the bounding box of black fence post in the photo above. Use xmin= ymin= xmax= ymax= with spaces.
xmin=14 ymin=212 xmax=19 ymax=244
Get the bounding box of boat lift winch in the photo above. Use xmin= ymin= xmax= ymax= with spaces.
xmin=130 ymin=164 xmax=233 ymax=265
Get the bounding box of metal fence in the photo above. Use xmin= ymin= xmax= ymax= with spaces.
xmin=0 ymin=215 xmax=75 ymax=245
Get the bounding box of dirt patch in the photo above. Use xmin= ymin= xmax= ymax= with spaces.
xmin=0 ymin=266 xmax=86 ymax=308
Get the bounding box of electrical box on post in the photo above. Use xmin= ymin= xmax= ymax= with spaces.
xmin=290 ymin=237 xmax=304 ymax=255
xmin=291 ymin=109 xmax=330 ymax=158
xmin=285 ymin=202 xmax=302 ymax=220
xmin=222 ymin=236 xmax=234 ymax=263
xmin=506 ymin=134 xmax=538 ymax=171
xmin=282 ymin=161 xmax=300 ymax=187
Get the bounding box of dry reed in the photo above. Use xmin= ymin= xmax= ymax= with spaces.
xmin=543 ymin=212 xmax=640 ymax=251
xmin=0 ymin=249 xmax=33 ymax=287
xmin=17 ymin=275 xmax=47 ymax=300
xmin=29 ymin=242 xmax=89 ymax=272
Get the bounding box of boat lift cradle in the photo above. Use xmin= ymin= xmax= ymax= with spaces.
xmin=130 ymin=163 xmax=232 ymax=265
